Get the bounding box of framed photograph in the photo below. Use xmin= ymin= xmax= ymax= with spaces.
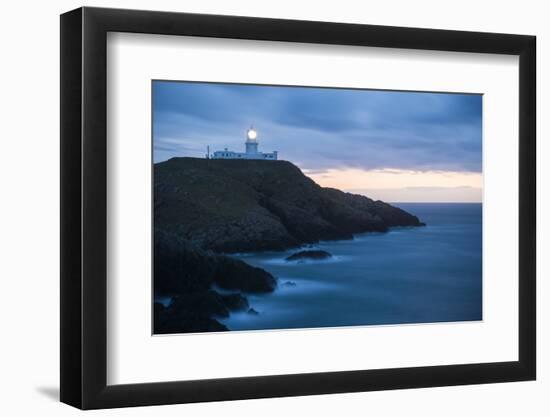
xmin=60 ymin=6 xmax=536 ymax=409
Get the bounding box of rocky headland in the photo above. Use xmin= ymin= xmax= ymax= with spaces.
xmin=154 ymin=158 xmax=425 ymax=333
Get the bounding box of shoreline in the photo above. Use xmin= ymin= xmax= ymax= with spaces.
xmin=155 ymin=223 xmax=428 ymax=330
xmin=154 ymin=222 xmax=430 ymax=331
xmin=226 ymin=223 xmax=427 ymax=258
xmin=218 ymin=204 xmax=482 ymax=332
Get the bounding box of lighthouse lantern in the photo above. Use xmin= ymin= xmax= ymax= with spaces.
xmin=247 ymin=128 xmax=257 ymax=141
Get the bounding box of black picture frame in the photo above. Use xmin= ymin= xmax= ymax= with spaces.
xmin=60 ymin=6 xmax=536 ymax=410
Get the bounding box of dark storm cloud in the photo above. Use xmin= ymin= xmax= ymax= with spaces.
xmin=152 ymin=81 xmax=482 ymax=172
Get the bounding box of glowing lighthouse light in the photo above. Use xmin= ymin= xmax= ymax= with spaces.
xmin=245 ymin=126 xmax=259 ymax=154
xmin=247 ymin=128 xmax=258 ymax=141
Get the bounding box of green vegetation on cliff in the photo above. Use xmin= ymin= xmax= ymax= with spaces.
xmin=154 ymin=158 xmax=424 ymax=253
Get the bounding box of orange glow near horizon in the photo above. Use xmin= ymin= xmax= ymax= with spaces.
xmin=304 ymin=168 xmax=482 ymax=203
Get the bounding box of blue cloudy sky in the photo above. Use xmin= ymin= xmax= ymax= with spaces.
xmin=153 ymin=81 xmax=482 ymax=202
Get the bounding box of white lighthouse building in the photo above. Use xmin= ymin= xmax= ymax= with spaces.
xmin=211 ymin=127 xmax=278 ymax=160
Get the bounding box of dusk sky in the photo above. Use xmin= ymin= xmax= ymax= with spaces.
xmin=153 ymin=81 xmax=482 ymax=202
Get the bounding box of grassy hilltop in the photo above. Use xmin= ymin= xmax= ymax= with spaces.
xmin=154 ymin=158 xmax=423 ymax=253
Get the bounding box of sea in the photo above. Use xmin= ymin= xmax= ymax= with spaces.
xmin=219 ymin=203 xmax=482 ymax=331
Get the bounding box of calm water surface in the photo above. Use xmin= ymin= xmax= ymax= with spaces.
xmin=220 ymin=203 xmax=482 ymax=331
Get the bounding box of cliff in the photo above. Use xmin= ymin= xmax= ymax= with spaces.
xmin=153 ymin=157 xmax=424 ymax=334
xmin=154 ymin=158 xmax=424 ymax=253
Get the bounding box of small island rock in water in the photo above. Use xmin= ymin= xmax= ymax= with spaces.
xmin=285 ymin=250 xmax=332 ymax=262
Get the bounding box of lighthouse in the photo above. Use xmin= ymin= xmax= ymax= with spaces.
xmin=245 ymin=126 xmax=259 ymax=155
xmin=211 ymin=126 xmax=278 ymax=160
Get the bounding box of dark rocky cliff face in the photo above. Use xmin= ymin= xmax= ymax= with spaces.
xmin=154 ymin=230 xmax=277 ymax=296
xmin=154 ymin=230 xmax=276 ymax=334
xmin=154 ymin=158 xmax=424 ymax=253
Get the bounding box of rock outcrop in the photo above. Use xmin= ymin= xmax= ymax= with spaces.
xmin=285 ymin=250 xmax=332 ymax=262
xmin=153 ymin=231 xmax=276 ymax=334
